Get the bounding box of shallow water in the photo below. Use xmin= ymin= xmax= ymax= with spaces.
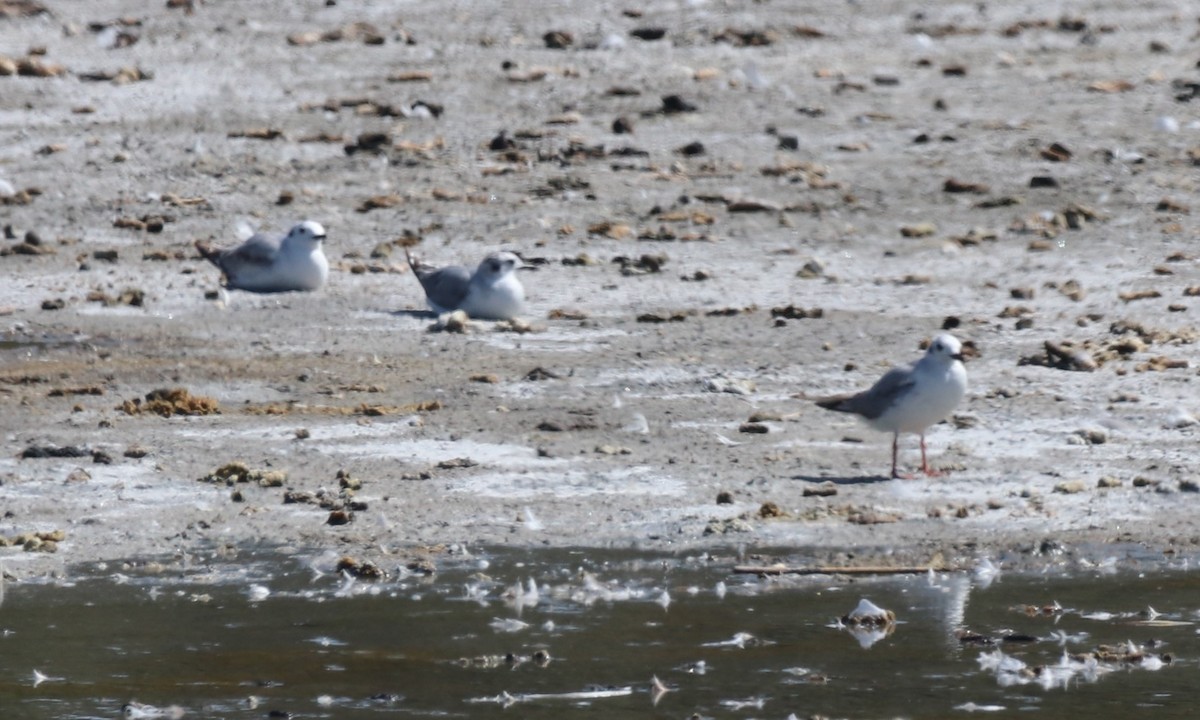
xmin=1 ymin=548 xmax=1198 ymax=719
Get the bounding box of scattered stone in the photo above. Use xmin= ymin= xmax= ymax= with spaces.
xmin=1097 ymin=476 xmax=1122 ymax=488
xmin=803 ymin=483 xmax=838 ymax=497
xmin=437 ymin=457 xmax=478 ymax=469
xmin=738 ymin=422 xmax=769 ymax=434
xmin=716 ymin=491 xmax=734 ymax=504
xmin=629 ymin=27 xmax=665 ymax=40
xmin=124 ymin=445 xmax=149 ymax=458
xmin=1071 ymin=428 xmax=1108 ymax=445
xmin=841 ymin=599 xmax=896 ymax=627
xmin=758 ymin=502 xmax=784 ymax=518
xmin=495 ymin=318 xmax=537 ymax=334
xmin=900 ymin=222 xmax=936 ymax=237
xmin=326 ymin=509 xmax=353 ymax=526
xmin=434 ymin=309 xmax=471 ymax=333
xmin=594 ymin=444 xmax=631 ymax=455
xmin=337 ymin=556 xmax=387 ymax=579
xmin=660 ymin=95 xmax=697 ymax=114
xmin=703 ymin=517 xmax=754 ymax=535
xmin=543 ymin=30 xmax=573 ymax=49
xmin=704 ymin=377 xmax=756 ymax=395
xmin=1053 ymin=480 xmax=1087 ymax=494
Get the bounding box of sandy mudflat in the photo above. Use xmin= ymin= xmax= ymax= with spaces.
xmin=2 ymin=0 xmax=1200 ymax=579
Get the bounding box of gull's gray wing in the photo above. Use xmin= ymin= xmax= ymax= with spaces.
xmin=415 ymin=265 xmax=471 ymax=310
xmin=222 ymin=233 xmax=282 ymax=268
xmin=816 ymin=363 xmax=917 ymax=420
xmin=406 ymin=250 xmax=472 ymax=311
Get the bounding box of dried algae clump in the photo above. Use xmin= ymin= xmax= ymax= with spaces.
xmin=120 ymin=387 xmax=220 ymax=417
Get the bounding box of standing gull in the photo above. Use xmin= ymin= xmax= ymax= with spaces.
xmin=195 ymin=221 xmax=328 ymax=293
xmin=816 ymin=334 xmax=968 ymax=479
xmin=405 ymin=249 xmax=527 ymax=320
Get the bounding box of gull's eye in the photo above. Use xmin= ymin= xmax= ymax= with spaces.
xmin=490 ymin=260 xmax=500 ymax=272
xmin=934 ymin=342 xmax=943 ymax=352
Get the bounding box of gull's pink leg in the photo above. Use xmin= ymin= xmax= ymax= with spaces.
xmin=920 ymin=434 xmax=943 ymax=477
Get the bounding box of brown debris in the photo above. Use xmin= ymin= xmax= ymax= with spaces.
xmin=848 ymin=508 xmax=902 ymax=524
xmin=86 ymin=288 xmax=145 ymax=307
xmin=356 ymin=194 xmax=404 ymax=212
xmin=770 ymin=305 xmax=824 ymax=320
xmin=227 ymin=128 xmax=283 ymax=140
xmin=388 ymin=70 xmax=433 ymax=82
xmin=792 ymin=24 xmax=826 ymax=38
xmin=713 ymin=28 xmax=779 ymax=46
xmin=943 ymin=178 xmax=989 ymax=194
xmin=0 ymin=187 xmax=42 ymax=206
xmin=120 ymin=387 xmax=220 ymax=417
xmin=48 ymin=386 xmax=104 ymax=397
xmin=0 ymin=54 xmax=66 ymax=77
xmin=727 ymin=198 xmax=780 ymax=213
xmin=77 ymin=66 xmax=152 ymax=84
xmin=113 ymin=214 xmax=172 ymax=233
xmin=614 ymin=253 xmax=667 ymax=275
xmin=637 ymin=310 xmax=692 ymax=323
xmin=1155 ymin=198 xmax=1189 ymax=213
xmin=900 ymin=222 xmax=936 ymax=238
xmin=1019 ymin=340 xmax=1098 ymax=372
xmin=1118 ymin=289 xmax=1161 ymax=303
xmin=0 ymin=1 xmax=47 ymax=18
xmin=1087 ymin=79 xmax=1135 ymax=93
xmin=2 ymin=238 xmax=55 ymax=256
xmin=543 ymin=30 xmax=573 ymax=49
xmin=287 ymin=22 xmax=389 ymax=47
xmin=1040 ymin=142 xmax=1072 ymax=162
xmin=197 ymin=461 xmax=285 ymax=487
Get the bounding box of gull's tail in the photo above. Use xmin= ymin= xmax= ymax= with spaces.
xmin=194 ymin=239 xmax=223 ymax=267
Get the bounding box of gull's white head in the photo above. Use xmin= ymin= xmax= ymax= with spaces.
xmin=927 ymin=333 xmax=965 ymax=363
xmin=285 ymin=221 xmax=327 ymax=250
xmin=475 ymin=251 xmax=524 ymax=282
